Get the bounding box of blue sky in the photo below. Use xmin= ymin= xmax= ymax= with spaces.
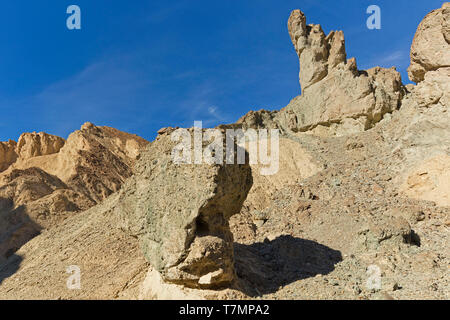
xmin=0 ymin=0 xmax=444 ymax=141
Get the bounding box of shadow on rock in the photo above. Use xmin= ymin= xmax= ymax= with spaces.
xmin=0 ymin=204 xmax=42 ymax=264
xmin=234 ymin=235 xmax=342 ymax=296
xmin=0 ymin=253 xmax=23 ymax=285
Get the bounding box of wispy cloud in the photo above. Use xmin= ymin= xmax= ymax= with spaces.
xmin=171 ymin=81 xmax=232 ymax=128
xmin=144 ymin=0 xmax=190 ymax=24
xmin=378 ymin=50 xmax=408 ymax=67
xmin=361 ymin=49 xmax=409 ymax=70
xmin=206 ymin=105 xmax=228 ymax=124
xmin=36 ymin=61 xmax=144 ymax=115
xmin=3 ymin=54 xmax=165 ymax=138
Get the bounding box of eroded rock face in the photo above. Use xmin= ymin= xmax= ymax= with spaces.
xmin=0 ymin=141 xmax=17 ymax=172
xmin=381 ymin=7 xmax=450 ymax=175
xmin=16 ymin=132 xmax=65 ymax=160
xmin=280 ymin=64 xmax=403 ymax=133
xmin=235 ymin=110 xmax=279 ymax=130
xmin=408 ymin=2 xmax=450 ymax=83
xmin=116 ymin=129 xmax=252 ymax=289
xmin=288 ymin=10 xmax=346 ymax=91
xmin=412 ymin=67 xmax=450 ymax=108
xmin=226 ymin=10 xmax=405 ymax=137
xmin=400 ymin=154 xmax=450 ymax=207
xmin=270 ymin=10 xmax=404 ymax=136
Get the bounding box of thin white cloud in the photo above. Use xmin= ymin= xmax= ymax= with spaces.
xmin=173 ymin=81 xmax=232 ymax=128
xmin=378 ymin=50 xmax=407 ymax=66
xmin=361 ymin=49 xmax=409 ymax=70
xmin=144 ymin=1 xmax=190 ymax=24
xmin=207 ymin=105 xmax=227 ymax=124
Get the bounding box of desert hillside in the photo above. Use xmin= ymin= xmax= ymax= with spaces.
xmin=0 ymin=3 xmax=448 ymax=300
xmin=0 ymin=123 xmax=148 ymax=266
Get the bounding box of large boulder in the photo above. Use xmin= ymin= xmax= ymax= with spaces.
xmin=115 ymin=128 xmax=252 ymax=289
xmin=408 ymin=2 xmax=450 ymax=83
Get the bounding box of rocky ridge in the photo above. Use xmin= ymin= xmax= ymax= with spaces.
xmin=0 ymin=123 xmax=148 ymax=265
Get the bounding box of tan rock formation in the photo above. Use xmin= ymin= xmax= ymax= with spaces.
xmin=235 ymin=110 xmax=279 ymax=130
xmin=0 ymin=123 xmax=148 ymax=264
xmin=8 ymin=122 xmax=148 ymax=202
xmin=16 ymin=132 xmax=65 ymax=160
xmin=412 ymin=67 xmax=450 ymax=108
xmin=408 ymin=2 xmax=450 ymax=83
xmin=288 ymin=10 xmax=346 ymax=91
xmin=138 ymin=268 xmax=246 ymax=300
xmin=1 ymin=4 xmax=449 ymax=301
xmin=0 ymin=168 xmax=69 ymax=263
xmin=0 ymin=140 xmax=17 ymax=172
xmin=279 ymin=64 xmax=403 ymax=134
xmin=227 ymin=9 xmax=405 ymax=137
xmin=0 ymin=193 xmax=150 ymax=299
xmin=280 ymin=10 xmax=404 ymax=135
xmin=400 ymin=154 xmax=450 ymax=207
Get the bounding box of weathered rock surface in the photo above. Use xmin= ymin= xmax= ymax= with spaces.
xmin=241 ymin=137 xmax=321 ymax=214
xmin=400 ymin=154 xmax=450 ymax=207
xmin=0 ymin=140 xmax=17 ymax=172
xmin=234 ymin=110 xmax=279 ymax=131
xmin=0 ymin=193 xmax=150 ymax=299
xmin=116 ymin=129 xmax=252 ymax=289
xmin=16 ymin=132 xmax=65 ymax=160
xmin=138 ymin=268 xmax=247 ymax=300
xmin=408 ymin=2 xmax=450 ymax=83
xmin=412 ymin=67 xmax=450 ymax=108
xmin=0 ymin=168 xmax=68 ymax=263
xmin=279 ymin=64 xmax=403 ymax=134
xmin=287 ymin=10 xmax=345 ymax=91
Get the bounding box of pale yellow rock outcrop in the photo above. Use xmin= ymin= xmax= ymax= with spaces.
xmin=401 ymin=154 xmax=450 ymax=207
xmin=408 ymin=2 xmax=450 ymax=83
